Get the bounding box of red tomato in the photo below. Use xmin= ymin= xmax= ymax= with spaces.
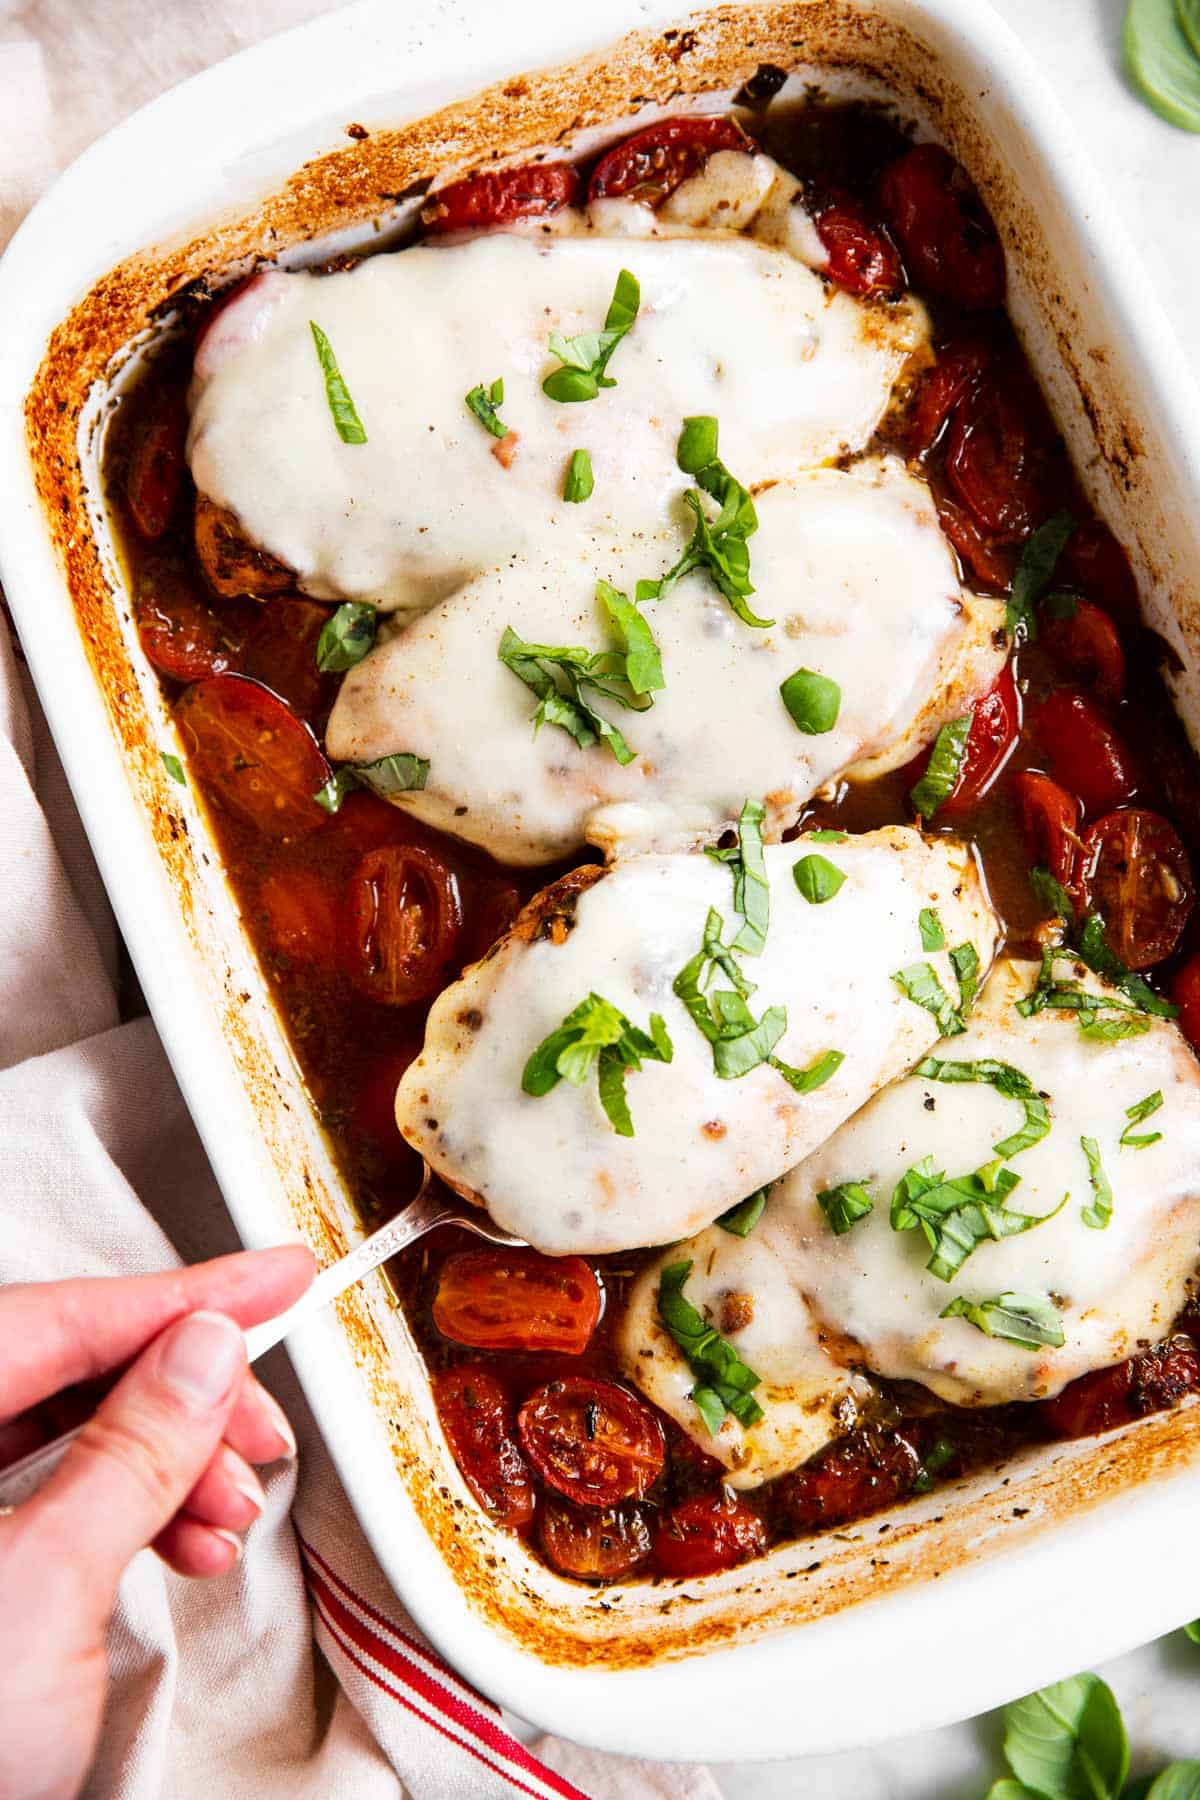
xmin=433 ymin=1366 xmax=534 ymax=1530
xmin=517 ymin=1377 xmax=665 ymax=1506
xmin=930 ymin=665 xmax=1020 ymax=821
xmin=433 ymin=1249 xmax=601 ymax=1355
xmin=909 ymin=341 xmax=990 ymax=456
xmin=1012 ymin=770 xmax=1082 ymax=892
xmin=1082 ymin=808 xmax=1194 ymax=970
xmin=944 ymin=380 xmax=1040 ymax=541
xmin=255 ymin=867 xmax=340 ymax=965
xmin=1041 ymin=601 xmax=1125 ymax=706
xmin=652 ymin=1491 xmax=767 ymax=1579
xmin=1038 ymin=1339 xmax=1200 ymax=1440
xmin=136 ymin=578 xmax=247 ymax=684
xmin=343 ymin=844 xmax=463 ymax=1006
xmin=781 ymin=1427 xmax=922 ymax=1532
xmin=422 ymin=162 xmax=581 ymax=233
xmin=539 ymin=1497 xmax=651 ymax=1581
xmin=1036 ymin=689 xmax=1137 ymax=816
xmin=126 ymin=388 xmax=187 ymax=541
xmin=1172 ymin=955 xmax=1200 ymax=1055
xmin=242 ymin=601 xmax=334 ymax=722
xmin=933 ymin=491 xmax=1012 ymax=592
xmin=174 ymin=675 xmax=330 ymax=839
xmin=878 ymin=142 xmax=1005 ymax=310
xmin=1058 ymin=519 xmax=1140 ymax=631
xmin=810 ymin=188 xmax=902 ymax=296
xmin=587 ymin=116 xmax=749 ymax=206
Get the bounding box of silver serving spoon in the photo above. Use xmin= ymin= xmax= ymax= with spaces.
xmin=0 ymin=1166 xmax=523 ymax=1511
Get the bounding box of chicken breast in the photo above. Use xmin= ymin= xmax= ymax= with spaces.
xmin=396 ymin=828 xmax=998 ymax=1253
xmin=324 ymin=457 xmax=1005 ymax=866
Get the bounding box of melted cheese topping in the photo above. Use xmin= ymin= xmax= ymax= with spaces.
xmin=774 ymin=957 xmax=1200 ymax=1405
xmin=396 ymin=828 xmax=998 ymax=1253
xmin=592 ymin=148 xmax=830 ymax=271
xmin=618 ymin=1223 xmax=873 ymax=1488
xmin=187 ymin=232 xmax=928 ymax=613
xmin=325 ymin=458 xmax=1005 ymax=865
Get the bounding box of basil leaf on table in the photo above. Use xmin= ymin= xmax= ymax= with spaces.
xmin=1124 ymin=0 xmax=1200 ymax=132
xmin=1001 ymin=1672 xmax=1128 ymax=1800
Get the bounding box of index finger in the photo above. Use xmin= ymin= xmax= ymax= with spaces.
xmin=0 ymin=1245 xmax=314 ymax=1423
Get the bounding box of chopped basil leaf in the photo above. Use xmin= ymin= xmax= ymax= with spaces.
xmin=915 ymin=1056 xmax=1051 ymax=1160
xmin=808 ymin=828 xmax=847 ymax=843
xmin=638 ymin=418 xmax=767 ymax=627
xmin=309 ymin=321 xmax=367 ymax=444
xmin=909 ymin=714 xmax=970 ymax=819
xmin=522 ymin=992 xmax=672 ymax=1136
xmin=919 ymin=907 xmax=946 ymax=951
xmin=950 ymin=941 xmax=980 ymax=1016
xmin=1080 ymin=1134 xmax=1114 ymax=1229
xmin=1079 ymin=1011 xmax=1153 ymax=1042
xmin=941 ymin=1291 xmax=1066 ymax=1349
xmin=543 ymin=268 xmax=640 ymax=402
xmin=690 ymin=1385 xmax=728 ymax=1437
xmin=1075 ymin=913 xmax=1177 ymax=1016
xmin=793 ymin=853 xmax=845 ymax=905
xmin=465 ymin=378 xmax=509 ymax=439
xmin=161 ymin=751 xmax=186 ymax=786
xmin=1029 ymin=864 xmax=1076 ymax=926
xmin=1121 ymin=1088 xmax=1164 ymax=1149
xmin=1018 ymin=931 xmax=1176 ymax=1035
xmin=913 ymin=1435 xmax=957 ymax=1494
xmin=891 ymin=1154 xmax=1060 ymax=1283
xmin=818 ymin=1180 xmax=874 ymax=1235
xmin=563 ymin=448 xmax=594 ymax=503
xmin=595 ymin=580 xmax=664 ymax=697
xmin=315 ymin=753 xmax=430 ymax=813
xmin=317 ymin=602 xmax=377 ymax=673
xmin=716 ymin=1187 xmax=769 ymax=1237
xmin=712 ymin=1003 xmax=788 ymax=1079
xmin=714 ymin=799 xmax=770 ymax=955
xmin=780 ymin=667 xmax=841 ymax=736
xmin=892 ymin=961 xmax=967 ymax=1037
xmin=498 ymin=598 xmax=663 ymax=766
xmin=1007 ymin=511 xmax=1074 ymax=641
xmin=314 ymin=768 xmax=356 ymax=813
xmin=656 ymin=1259 xmax=764 ymax=1432
xmin=1001 ymin=1672 xmax=1129 ymax=1800
xmin=677 ymin=414 xmax=720 ymax=473
xmin=770 ymin=1047 xmax=843 ymax=1092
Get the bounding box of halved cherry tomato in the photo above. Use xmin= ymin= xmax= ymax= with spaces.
xmin=781 ymin=1426 xmax=922 ymax=1532
xmin=1041 ymin=600 xmax=1125 ymax=706
xmin=517 ymin=1376 xmax=665 ymax=1506
xmin=434 ymin=1365 xmax=534 ymax=1530
xmin=652 ymin=1490 xmax=767 ymax=1579
xmin=242 ymin=601 xmax=335 ymax=723
xmin=810 ymin=188 xmax=902 ymax=296
xmin=422 ymin=162 xmax=581 ymax=233
xmin=944 ymin=380 xmax=1040 ymax=541
xmin=933 ymin=491 xmax=1012 ymax=591
xmin=1058 ymin=519 xmax=1140 ymax=632
xmin=1012 ymin=770 xmax=1082 ymax=892
xmin=909 ymin=340 xmax=990 ymax=457
xmin=931 ymin=665 xmax=1020 ymax=820
xmin=175 ymin=675 xmax=330 ymax=839
xmin=1038 ymin=1339 xmax=1200 ymax=1440
xmin=255 ymin=867 xmax=340 ymax=965
xmin=1082 ymin=808 xmax=1194 ymax=970
xmin=126 ymin=387 xmax=187 ymax=541
xmin=539 ymin=1497 xmax=651 ymax=1581
xmin=433 ymin=1249 xmax=601 ymax=1355
xmin=1172 ymin=955 xmax=1200 ymax=1055
xmin=587 ymin=116 xmax=749 ymax=206
xmin=136 ymin=577 xmax=249 ymax=684
xmin=1036 ymin=689 xmax=1137 ymax=816
xmin=343 ymin=844 xmax=463 ymax=1006
xmin=878 ymin=142 xmax=1005 ymax=311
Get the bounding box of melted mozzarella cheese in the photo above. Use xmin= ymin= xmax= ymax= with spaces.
xmin=773 ymin=957 xmax=1200 ymax=1405
xmin=618 ymin=1223 xmax=873 ymax=1487
xmin=187 ymin=233 xmax=928 ymax=614
xmin=396 ymin=828 xmax=997 ymax=1253
xmin=591 ymin=148 xmax=830 ymax=272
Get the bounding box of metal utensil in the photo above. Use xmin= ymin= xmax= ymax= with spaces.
xmin=0 ymin=1165 xmax=523 ymax=1510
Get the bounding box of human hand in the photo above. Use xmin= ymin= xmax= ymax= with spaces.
xmin=0 ymin=1245 xmax=314 ymax=1800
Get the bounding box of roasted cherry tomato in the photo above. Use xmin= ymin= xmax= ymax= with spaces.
xmin=432 ymin=1249 xmax=601 ymax=1355
xmin=433 ymin=1365 xmax=534 ymax=1530
xmin=810 ymin=188 xmax=902 ymax=296
xmin=781 ymin=1426 xmax=922 ymax=1532
xmin=1082 ymin=808 xmax=1194 ymax=970
xmin=1172 ymin=955 xmax=1200 ymax=1056
xmin=1038 ymin=1339 xmax=1200 ymax=1440
xmin=517 ymin=1377 xmax=665 ymax=1506
xmin=925 ymin=664 xmax=1019 ymax=821
xmin=343 ymin=844 xmax=463 ymax=1007
xmin=126 ymin=387 xmax=187 ymax=541
xmin=422 ymin=161 xmax=581 ymax=233
xmin=255 ymin=867 xmax=340 ymax=965
xmin=652 ymin=1490 xmax=768 ymax=1579
xmin=1058 ymin=519 xmax=1140 ymax=632
xmin=539 ymin=1497 xmax=651 ymax=1582
xmin=175 ymin=675 xmax=330 ymax=839
xmin=194 ymin=494 xmax=297 ymax=600
xmin=1036 ymin=689 xmax=1137 ymax=816
xmin=944 ymin=380 xmax=1040 ymax=541
xmin=1041 ymin=600 xmax=1125 ymax=706
xmin=878 ymin=142 xmax=1005 ymax=311
xmin=242 ymin=601 xmax=335 ymax=723
xmin=587 ymin=116 xmax=749 ymax=206
xmin=908 ymin=340 xmax=990 ymax=456
xmin=136 ymin=577 xmax=248 ymax=684
xmin=1012 ymin=770 xmax=1082 ymax=893
xmin=933 ymin=491 xmax=1012 ymax=592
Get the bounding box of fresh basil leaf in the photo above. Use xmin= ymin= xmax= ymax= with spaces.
xmin=595 ymin=580 xmax=664 ymax=696
xmin=1124 ymin=0 xmax=1200 ymax=132
xmin=161 ymin=752 xmax=186 ymax=786
xmin=1184 ymin=1620 xmax=1200 ymax=1644
xmin=1001 ymin=1673 xmax=1128 ymax=1800
xmin=1079 ymin=1012 xmax=1153 ymax=1042
xmin=317 ymin=601 xmax=377 ymax=673
xmin=793 ymin=853 xmax=845 ymax=905
xmin=780 ymin=667 xmax=841 ymax=736
xmin=310 ymin=321 xmax=367 ymax=444
xmin=912 ymin=1434 xmax=957 ymax=1494
xmin=892 ymin=962 xmax=966 ymax=1037
xmin=1007 ymin=511 xmax=1074 ymax=641
xmin=314 ymin=768 xmax=357 ymax=813
xmin=917 ymin=1179 xmax=1059 ymax=1283
xmin=1030 ymin=864 xmax=1077 ymax=925
xmin=656 ymin=1260 xmax=764 ymax=1433
xmin=950 ymin=941 xmax=980 ymax=1015
xmin=1145 ymin=1764 xmax=1200 ymax=1800
xmin=677 ymin=414 xmax=720 ymax=473
xmin=713 ymin=1004 xmax=788 ymax=1079
xmin=941 ymin=1291 xmax=1066 ymax=1350
xmin=919 ymin=907 xmax=945 ymax=951
xmin=770 ymin=1048 xmax=843 ymax=1092
xmin=640 ymin=419 xmax=768 ymax=626
xmin=498 ymin=619 xmax=652 ymax=766
xmin=690 ymin=1384 xmax=728 ymax=1437
xmin=891 ymin=1156 xmax=941 ymax=1232
xmin=909 ymin=715 xmax=971 ymax=819
xmin=808 ymin=828 xmax=847 ymax=843
xmin=465 ymin=379 xmax=509 ymax=438
xmin=1080 ymin=1134 xmax=1113 ymax=1229
xmin=915 ymin=1056 xmax=1051 ymax=1160
xmin=563 ymin=448 xmax=594 ymax=503
xmin=356 ymin=753 xmax=429 ymax=797
xmin=818 ymin=1180 xmax=874 ymax=1235
xmin=1075 ymin=913 xmax=1178 ymax=1017
xmin=597 ymin=1045 xmax=635 ymax=1136
xmin=984 ymin=1782 xmax=1047 ymax=1800
xmin=728 ymin=798 xmax=770 ymax=954
xmin=543 ymin=269 xmax=640 ymax=402
xmin=716 ymin=1187 xmax=769 ymax=1237
xmin=522 ymin=992 xmax=672 ymax=1134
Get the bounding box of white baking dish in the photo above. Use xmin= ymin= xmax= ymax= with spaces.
xmin=3 ymin=0 xmax=1200 ymax=1763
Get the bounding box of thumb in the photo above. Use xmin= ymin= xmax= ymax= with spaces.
xmin=20 ymin=1310 xmax=247 ymax=1607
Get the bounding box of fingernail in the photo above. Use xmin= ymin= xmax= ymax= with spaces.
xmin=221 ymin=1451 xmax=265 ymax=1515
xmin=254 ymin=1385 xmax=297 ymax=1461
xmin=210 ymin=1526 xmax=244 ymax=1564
xmin=158 ymin=1312 xmax=246 ymax=1410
